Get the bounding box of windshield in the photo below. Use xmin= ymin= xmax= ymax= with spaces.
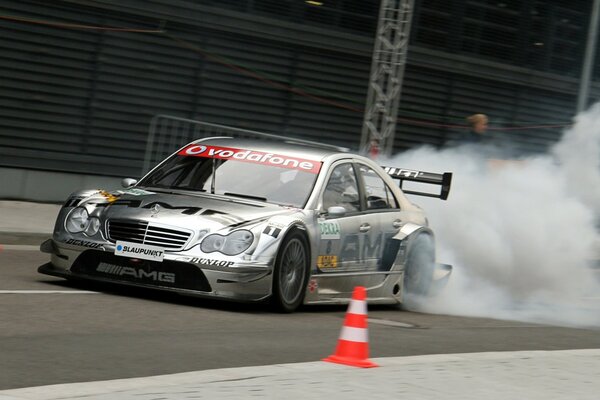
xmin=138 ymin=144 xmax=321 ymax=208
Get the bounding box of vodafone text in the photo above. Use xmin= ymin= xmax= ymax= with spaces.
xmin=179 ymin=145 xmax=321 ymax=173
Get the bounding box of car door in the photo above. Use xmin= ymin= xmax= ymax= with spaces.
xmin=355 ymin=163 xmax=404 ymax=272
xmin=316 ymin=162 xmax=364 ymax=273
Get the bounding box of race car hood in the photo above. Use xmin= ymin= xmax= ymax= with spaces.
xmin=96 ymin=190 xmax=294 ymax=233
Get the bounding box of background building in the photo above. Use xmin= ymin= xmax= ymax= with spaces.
xmin=0 ymin=0 xmax=595 ymax=201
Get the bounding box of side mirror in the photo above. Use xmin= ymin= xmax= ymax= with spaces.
xmin=327 ymin=206 xmax=346 ymax=218
xmin=121 ymin=178 xmax=138 ymax=188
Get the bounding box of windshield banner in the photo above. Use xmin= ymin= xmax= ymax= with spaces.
xmin=179 ymin=144 xmax=322 ymax=174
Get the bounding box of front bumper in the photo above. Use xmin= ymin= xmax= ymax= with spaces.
xmin=39 ymin=239 xmax=274 ymax=302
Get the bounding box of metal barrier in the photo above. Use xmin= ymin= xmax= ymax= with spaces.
xmin=143 ymin=115 xmax=348 ymax=175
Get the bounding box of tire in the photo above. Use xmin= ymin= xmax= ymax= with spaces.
xmin=403 ymin=234 xmax=435 ymax=298
xmin=271 ymin=230 xmax=310 ymax=313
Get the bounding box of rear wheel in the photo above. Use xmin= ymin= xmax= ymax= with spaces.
xmin=403 ymin=234 xmax=435 ymax=298
xmin=271 ymin=230 xmax=310 ymax=312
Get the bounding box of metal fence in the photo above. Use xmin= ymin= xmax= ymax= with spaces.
xmin=142 ymin=115 xmax=349 ymax=175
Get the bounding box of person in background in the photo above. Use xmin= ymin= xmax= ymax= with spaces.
xmin=461 ymin=113 xmax=489 ymax=144
xmin=458 ymin=113 xmax=522 ymax=168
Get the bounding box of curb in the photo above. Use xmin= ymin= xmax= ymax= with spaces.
xmin=1 ymin=350 xmax=600 ymax=400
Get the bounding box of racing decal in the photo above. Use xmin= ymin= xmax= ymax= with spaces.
xmin=109 ymin=199 xmax=142 ymax=207
xmin=201 ymin=209 xmax=245 ymax=226
xmin=99 ymin=190 xmax=120 ymax=203
xmin=97 ymin=262 xmax=175 ymax=283
xmin=179 ymin=144 xmax=322 ymax=174
xmin=64 ymin=239 xmax=103 ymax=249
xmin=338 ymin=231 xmax=397 ymax=271
xmin=262 ymin=225 xmax=282 ymax=238
xmin=121 ymin=188 xmax=155 ymax=196
xmin=115 ymin=241 xmax=164 ymax=262
xmin=319 ymin=221 xmax=341 ymax=240
xmin=326 ymin=240 xmax=332 ymax=254
xmin=317 ymin=255 xmax=338 ymax=269
xmin=383 ymin=167 xmax=420 ymax=178
xmin=308 ymin=278 xmax=318 ymax=293
xmin=64 ymin=196 xmax=84 ymax=208
xmin=190 ymin=257 xmax=234 ymax=267
xmin=341 ymin=234 xmax=359 ymax=261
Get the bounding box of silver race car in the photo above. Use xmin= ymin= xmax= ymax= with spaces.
xmin=39 ymin=137 xmax=452 ymax=312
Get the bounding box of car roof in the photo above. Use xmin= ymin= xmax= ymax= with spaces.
xmin=191 ymin=136 xmax=352 ymax=161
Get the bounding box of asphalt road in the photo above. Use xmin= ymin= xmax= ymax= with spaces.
xmin=2 ymin=248 xmax=600 ymax=390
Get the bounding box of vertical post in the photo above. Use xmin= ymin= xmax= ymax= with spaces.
xmin=577 ymin=0 xmax=600 ymax=113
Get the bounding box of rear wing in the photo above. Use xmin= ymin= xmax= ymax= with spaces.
xmin=382 ymin=167 xmax=452 ymax=200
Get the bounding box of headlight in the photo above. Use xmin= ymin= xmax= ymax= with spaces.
xmin=65 ymin=207 xmax=100 ymax=236
xmin=201 ymin=230 xmax=254 ymax=255
xmin=84 ymin=217 xmax=101 ymax=236
xmin=66 ymin=207 xmax=89 ymax=233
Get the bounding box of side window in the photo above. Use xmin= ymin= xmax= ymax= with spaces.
xmin=322 ymin=163 xmax=360 ymax=212
xmin=360 ymin=166 xmax=399 ymax=210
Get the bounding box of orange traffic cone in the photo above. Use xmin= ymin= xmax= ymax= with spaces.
xmin=323 ymin=286 xmax=378 ymax=368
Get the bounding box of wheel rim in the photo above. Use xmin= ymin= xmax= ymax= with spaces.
xmin=279 ymin=238 xmax=306 ymax=304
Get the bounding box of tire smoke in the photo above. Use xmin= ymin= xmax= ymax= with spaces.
xmin=389 ymin=105 xmax=600 ymax=328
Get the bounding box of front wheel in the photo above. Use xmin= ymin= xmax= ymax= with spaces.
xmin=271 ymin=230 xmax=310 ymax=312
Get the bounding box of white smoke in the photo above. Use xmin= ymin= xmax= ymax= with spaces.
xmin=389 ymin=104 xmax=600 ymax=328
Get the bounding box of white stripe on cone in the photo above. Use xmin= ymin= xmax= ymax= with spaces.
xmin=347 ymin=299 xmax=367 ymax=315
xmin=339 ymin=326 xmax=369 ymax=343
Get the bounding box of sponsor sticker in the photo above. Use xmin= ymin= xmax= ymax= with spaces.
xmin=115 ymin=241 xmax=164 ymax=262
xmin=97 ymin=262 xmax=175 ymax=283
xmin=317 ymin=255 xmax=338 ymax=269
xmin=190 ymin=257 xmax=234 ymax=267
xmin=383 ymin=167 xmax=420 ymax=178
xmin=319 ymin=221 xmax=341 ymax=239
xmin=263 ymin=225 xmax=282 ymax=238
xmin=64 ymin=239 xmax=103 ymax=249
xmin=179 ymin=144 xmax=321 ymax=174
